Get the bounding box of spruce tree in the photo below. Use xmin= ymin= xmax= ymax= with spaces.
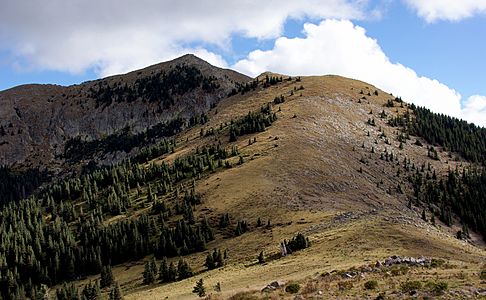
xmin=81 ymin=281 xmax=101 ymax=300
xmin=167 ymin=262 xmax=177 ymax=282
xmin=109 ymin=282 xmax=123 ymax=300
xmin=214 ymin=249 xmax=223 ymax=267
xmin=258 ymin=251 xmax=265 ymax=264
xmin=177 ymin=258 xmax=193 ymax=280
xmin=100 ymin=265 xmax=114 ymax=288
xmin=205 ymin=253 xmax=215 ymax=270
xmin=158 ymin=257 xmax=169 ymax=282
xmin=143 ymin=258 xmax=157 ymax=284
xmin=192 ymin=279 xmax=206 ymax=298
xmin=421 ymin=209 xmax=427 ymax=221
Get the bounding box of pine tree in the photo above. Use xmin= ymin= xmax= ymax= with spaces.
xmin=214 ymin=249 xmax=223 ymax=267
xmin=219 ymin=213 xmax=230 ymax=228
xmin=258 ymin=251 xmax=265 ymax=264
xmin=177 ymin=258 xmax=193 ymax=280
xmin=56 ymin=283 xmax=80 ymax=300
xmin=158 ymin=257 xmax=169 ymax=282
xmin=81 ymin=281 xmax=101 ymax=300
xmin=421 ymin=209 xmax=427 ymax=222
xmin=192 ymin=279 xmax=206 ymax=297
xmin=143 ymin=258 xmax=157 ymax=284
xmin=109 ymin=282 xmax=123 ymax=300
xmin=100 ymin=265 xmax=114 ymax=288
xmin=167 ymin=262 xmax=177 ymax=282
xmin=205 ymin=253 xmax=215 ymax=270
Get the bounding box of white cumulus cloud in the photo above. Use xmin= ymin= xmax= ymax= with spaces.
xmin=233 ymin=19 xmax=486 ymax=127
xmin=461 ymin=95 xmax=486 ymax=126
xmin=0 ymin=0 xmax=367 ymax=77
xmin=403 ymin=0 xmax=486 ymax=22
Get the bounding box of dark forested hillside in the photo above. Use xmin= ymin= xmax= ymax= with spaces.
xmin=0 ymin=95 xmax=279 ymax=299
xmin=390 ymin=105 xmax=486 ymax=164
xmin=389 ymin=104 xmax=486 ymax=242
xmin=0 ymin=167 xmax=50 ymax=206
xmin=0 ymin=142 xmax=240 ymax=299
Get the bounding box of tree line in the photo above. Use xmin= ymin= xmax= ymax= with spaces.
xmin=89 ymin=64 xmax=220 ymax=108
xmin=229 ymin=104 xmax=277 ymax=142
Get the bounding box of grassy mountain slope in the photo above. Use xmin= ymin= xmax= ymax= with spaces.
xmin=1 ymin=57 xmax=485 ymax=300
xmin=98 ymin=74 xmax=486 ymax=298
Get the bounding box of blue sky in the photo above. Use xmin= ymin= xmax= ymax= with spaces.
xmin=356 ymin=1 xmax=486 ymax=101
xmin=1 ymin=0 xmax=485 ymax=125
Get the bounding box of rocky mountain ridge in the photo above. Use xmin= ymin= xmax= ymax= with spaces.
xmin=0 ymin=54 xmax=249 ymax=169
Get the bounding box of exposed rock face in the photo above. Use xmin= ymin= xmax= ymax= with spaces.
xmin=0 ymin=54 xmax=250 ymax=169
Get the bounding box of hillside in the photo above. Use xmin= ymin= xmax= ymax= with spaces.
xmin=0 ymin=57 xmax=485 ymax=300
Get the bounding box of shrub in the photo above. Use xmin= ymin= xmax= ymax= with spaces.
xmin=390 ymin=266 xmax=409 ymax=276
xmin=430 ymin=258 xmax=445 ymax=268
xmin=285 ymin=283 xmax=301 ymax=294
xmin=425 ymin=281 xmax=448 ymax=295
xmin=286 ymin=233 xmax=309 ymax=252
xmin=400 ymin=281 xmax=422 ymax=293
xmin=364 ymin=280 xmax=378 ymax=290
xmin=302 ymin=280 xmax=318 ymax=294
xmin=481 ymin=269 xmax=486 ymax=280
xmin=338 ymin=281 xmax=353 ymax=291
xmin=228 ymin=291 xmax=259 ymax=300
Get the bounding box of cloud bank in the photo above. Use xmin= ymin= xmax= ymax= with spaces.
xmin=0 ymin=1 xmax=484 ymax=126
xmin=404 ymin=0 xmax=486 ymax=22
xmin=234 ymin=20 xmax=486 ymax=126
xmin=0 ymin=0 xmax=366 ymax=76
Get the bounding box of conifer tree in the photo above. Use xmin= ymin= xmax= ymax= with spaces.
xmin=167 ymin=262 xmax=177 ymax=282
xmin=258 ymin=251 xmax=265 ymax=264
xmin=109 ymin=282 xmax=123 ymax=300
xmin=214 ymin=249 xmax=223 ymax=267
xmin=421 ymin=209 xmax=427 ymax=221
xmin=158 ymin=257 xmax=169 ymax=282
xmin=81 ymin=281 xmax=101 ymax=300
xmin=100 ymin=265 xmax=114 ymax=288
xmin=205 ymin=253 xmax=215 ymax=270
xmin=192 ymin=279 xmax=206 ymax=298
xmin=177 ymin=258 xmax=193 ymax=280
xmin=143 ymin=258 xmax=157 ymax=284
